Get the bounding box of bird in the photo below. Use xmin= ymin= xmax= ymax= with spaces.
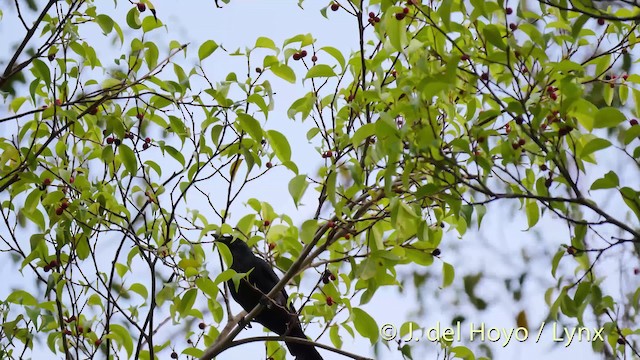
xmin=215 ymin=235 xmax=323 ymax=360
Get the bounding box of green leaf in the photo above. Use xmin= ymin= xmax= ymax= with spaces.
xmin=179 ymin=289 xmax=198 ymax=317
xmin=442 ymin=262 xmax=455 ymax=288
xmin=551 ymin=249 xmax=564 ymax=278
xmin=95 ymin=14 xmax=114 ymax=35
xmin=288 ymin=174 xmax=308 ymax=208
xmin=31 ymin=59 xmax=51 ymax=87
xmin=130 ymin=283 xmax=148 ymax=299
xmin=237 ymin=113 xmax=263 ymax=141
xmin=198 ymin=40 xmax=219 ymax=61
xmin=525 ymin=200 xmax=539 ymax=228
xmin=320 ymin=46 xmax=345 ymax=70
xmin=352 ymin=308 xmax=379 ymax=344
xmin=142 ymin=16 xmax=163 ymax=33
xmin=593 ymin=107 xmax=625 ymax=128
xmin=386 ymin=12 xmax=407 ymax=51
xmin=110 ymin=324 xmax=134 ymax=357
xmin=352 ymin=123 xmax=376 ymax=148
xmin=580 ymin=137 xmax=611 ymax=157
xmin=266 ymin=130 xmax=291 ymax=163
xmin=255 ymin=36 xmax=277 ymax=51
xmin=590 ymin=171 xmax=619 ymax=190
xmin=271 ymin=63 xmax=296 ymax=83
xmin=305 ymin=64 xmax=337 ymax=79
xmin=119 ymin=145 xmax=137 ymax=175
xmin=6 ymin=290 xmax=37 ymax=306
xmin=126 ymin=7 xmax=142 ymax=29
xmin=483 ymin=25 xmax=506 ymax=50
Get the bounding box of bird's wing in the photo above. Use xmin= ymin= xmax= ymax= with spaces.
xmin=251 ymin=256 xmax=295 ymax=311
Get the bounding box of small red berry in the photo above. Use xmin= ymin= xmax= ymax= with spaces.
xmin=48 ymin=53 xmax=56 ymax=61
xmin=330 ymin=2 xmax=339 ymax=11
xmin=395 ymin=12 xmax=406 ymax=20
xmin=374 ymin=16 xmax=380 ymax=23
xmin=329 ymin=273 xmax=337 ymax=281
xmin=515 ymin=116 xmax=524 ymax=125
xmin=256 ymin=67 xmax=262 ymax=73
xmin=106 ymin=137 xmax=114 ymax=145
xmin=136 ymin=113 xmax=144 ymax=121
xmin=43 ymin=178 xmax=52 ymax=186
xmin=518 ymin=138 xmax=526 ymax=146
xmin=311 ymin=55 xmax=318 ymax=62
xmin=630 ymin=119 xmax=639 ymax=126
xmin=326 ymin=296 xmax=335 ymax=306
xmin=268 ymin=242 xmax=276 ymax=251
xmin=63 ymin=329 xmax=72 ymax=336
xmin=506 ymin=7 xmax=513 ymax=14
xmin=43 ymin=265 xmax=51 ymax=272
xmin=623 ymin=74 xmax=628 ymax=80
xmin=325 ymin=150 xmax=333 ymax=158
xmin=550 ymin=92 xmax=558 ymax=100
xmin=618 ymin=337 xmax=625 ymax=345
xmin=403 ymin=7 xmax=409 ymax=13
xmin=369 ymin=11 xmax=375 ymax=18
xmin=137 ymin=3 xmax=146 ymax=12
xmin=300 ymin=50 xmax=308 ymax=57
xmin=327 ymin=220 xmax=335 ymax=228
xmin=145 ymin=137 xmax=151 ymax=143
xmin=597 ymin=18 xmax=605 ymax=26
xmin=545 ymin=177 xmax=553 ymax=188
xmin=143 ymin=143 xmax=150 ymax=150
xmin=50 ymin=259 xmax=59 ymax=268
xmin=60 ymin=201 xmax=69 ymax=210
xmin=509 ymin=23 xmax=517 ymax=31
xmin=55 ymin=99 xmax=62 ymax=106
xmin=293 ymin=53 xmax=301 ymax=61
xmin=94 ymin=339 xmax=102 ymax=346
xmin=55 ymin=207 xmax=64 ymax=215
xmin=512 ymin=142 xmax=520 ymax=150
xmin=198 ymin=322 xmax=206 ymax=330
xmin=171 ymin=351 xmax=178 ymax=359
xmin=344 ymin=233 xmax=350 ymax=239
xmin=113 ymin=138 xmax=121 ymax=146
xmin=69 ymin=176 xmax=74 ymax=184
xmin=264 ymin=220 xmax=271 ymax=227
xmin=266 ymin=161 xmax=273 ymax=168
xmin=461 ymin=54 xmax=470 ymax=61
xmin=480 ymin=72 xmax=489 ymax=81
xmin=88 ymin=107 xmax=98 ymax=115
xmin=540 ymin=164 xmax=548 ymax=171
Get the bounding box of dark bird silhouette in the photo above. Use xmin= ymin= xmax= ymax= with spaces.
xmin=215 ymin=235 xmax=323 ymax=360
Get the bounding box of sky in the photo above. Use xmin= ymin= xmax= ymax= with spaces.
xmin=0 ymin=0 xmax=632 ymax=359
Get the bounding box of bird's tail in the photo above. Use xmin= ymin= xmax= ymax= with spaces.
xmin=284 ymin=323 xmax=323 ymax=360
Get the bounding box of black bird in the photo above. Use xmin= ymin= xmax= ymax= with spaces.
xmin=215 ymin=235 xmax=323 ymax=360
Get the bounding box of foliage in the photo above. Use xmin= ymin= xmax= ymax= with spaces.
xmin=0 ymin=0 xmax=639 ymax=359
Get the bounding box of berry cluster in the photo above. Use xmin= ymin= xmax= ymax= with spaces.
xmin=292 ymin=49 xmax=308 ymax=61
xmin=367 ymin=11 xmax=381 ymax=25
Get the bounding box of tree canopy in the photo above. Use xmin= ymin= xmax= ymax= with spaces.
xmin=0 ymin=0 xmax=639 ymax=359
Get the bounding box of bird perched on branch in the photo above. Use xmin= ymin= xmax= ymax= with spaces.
xmin=215 ymin=235 xmax=323 ymax=360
